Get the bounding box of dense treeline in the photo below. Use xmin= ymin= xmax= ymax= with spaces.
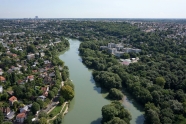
xmin=76 ymin=21 xmax=186 ymax=123
xmin=102 ymin=101 xmax=131 ymax=124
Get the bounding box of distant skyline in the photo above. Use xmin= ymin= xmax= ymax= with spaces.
xmin=0 ymin=0 xmax=186 ymax=18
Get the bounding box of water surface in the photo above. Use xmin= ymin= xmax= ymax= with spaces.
xmin=59 ymin=39 xmax=144 ymax=124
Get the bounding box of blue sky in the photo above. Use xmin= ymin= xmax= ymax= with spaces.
xmin=0 ymin=0 xmax=185 ymax=18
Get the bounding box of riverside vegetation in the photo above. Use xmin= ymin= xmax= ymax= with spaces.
xmin=71 ymin=20 xmax=186 ymax=124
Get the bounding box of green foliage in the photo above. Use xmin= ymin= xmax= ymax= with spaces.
xmin=38 ymin=117 xmax=47 ymax=124
xmin=61 ymin=85 xmax=74 ymax=101
xmin=53 ymin=113 xmax=63 ymax=124
xmin=27 ymin=44 xmax=36 ymax=53
xmin=31 ymin=102 xmax=40 ymax=114
xmin=108 ymin=88 xmax=123 ymax=100
xmin=102 ymin=101 xmax=131 ymax=124
xmin=155 ymin=77 xmax=166 ymax=88
xmin=36 ymin=99 xmax=45 ymax=109
xmin=105 ymin=117 xmax=127 ymax=124
xmin=48 ymin=91 xmax=55 ymax=100
xmin=122 ymin=53 xmax=130 ymax=59
xmin=93 ymin=71 xmax=122 ymax=90
xmin=59 ymin=96 xmax=65 ymax=105
xmin=0 ymin=111 xmax=4 ymax=124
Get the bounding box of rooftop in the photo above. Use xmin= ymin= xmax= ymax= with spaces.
xmin=9 ymin=96 xmax=17 ymax=102
xmin=16 ymin=113 xmax=26 ymax=118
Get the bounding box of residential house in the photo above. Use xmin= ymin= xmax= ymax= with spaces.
xmin=49 ymin=72 xmax=55 ymax=78
xmin=0 ymin=107 xmax=10 ymax=116
xmin=0 ymin=76 xmax=6 ymax=82
xmin=7 ymin=91 xmax=14 ymax=96
xmin=38 ymin=95 xmax=46 ymax=101
xmin=16 ymin=113 xmax=26 ymax=123
xmin=17 ymin=80 xmax=25 ymax=85
xmin=20 ymin=105 xmax=28 ymax=113
xmin=1 ymin=107 xmax=15 ymax=120
xmin=6 ymin=111 xmax=15 ymax=120
xmin=41 ymin=86 xmax=49 ymax=97
xmin=27 ymin=54 xmax=35 ymax=60
xmin=9 ymin=96 xmax=17 ymax=106
xmin=27 ymin=75 xmax=34 ymax=82
xmin=43 ymin=76 xmax=53 ymax=84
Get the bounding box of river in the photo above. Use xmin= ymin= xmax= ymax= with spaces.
xmin=59 ymin=39 xmax=144 ymax=124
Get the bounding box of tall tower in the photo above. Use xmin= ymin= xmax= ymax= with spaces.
xmin=35 ymin=16 xmax=38 ymax=19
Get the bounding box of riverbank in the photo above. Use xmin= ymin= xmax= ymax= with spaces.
xmin=59 ymin=39 xmax=144 ymax=124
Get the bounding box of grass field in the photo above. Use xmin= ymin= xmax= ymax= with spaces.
xmin=48 ymin=104 xmax=62 ymax=118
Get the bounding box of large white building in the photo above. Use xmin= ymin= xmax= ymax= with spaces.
xmin=108 ymin=43 xmax=116 ymax=48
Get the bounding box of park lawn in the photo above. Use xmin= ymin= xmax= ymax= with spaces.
xmin=48 ymin=104 xmax=62 ymax=118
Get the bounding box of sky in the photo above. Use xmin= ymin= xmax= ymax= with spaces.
xmin=0 ymin=0 xmax=186 ymax=18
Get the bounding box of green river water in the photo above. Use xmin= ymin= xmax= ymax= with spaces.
xmin=59 ymin=39 xmax=144 ymax=124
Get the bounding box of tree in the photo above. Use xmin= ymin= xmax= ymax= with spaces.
xmin=0 ymin=111 xmax=4 ymax=124
xmin=36 ymin=99 xmax=45 ymax=109
xmin=38 ymin=117 xmax=47 ymax=124
xmin=61 ymin=85 xmax=74 ymax=101
xmin=59 ymin=96 xmax=65 ymax=105
xmin=24 ymin=115 xmax=33 ymax=124
xmin=53 ymin=114 xmax=63 ymax=124
xmin=145 ymin=109 xmax=161 ymax=124
xmin=102 ymin=101 xmax=131 ymax=124
xmin=38 ymin=111 xmax=48 ymax=119
xmin=155 ymin=77 xmax=166 ymax=88
xmin=106 ymin=117 xmax=127 ymax=124
xmin=48 ymin=91 xmax=55 ymax=100
xmin=31 ymin=102 xmax=40 ymax=114
xmin=2 ymin=121 xmax=12 ymax=124
xmin=122 ymin=53 xmax=130 ymax=59
xmin=27 ymin=44 xmax=36 ymax=53
xmin=108 ymin=88 xmax=123 ymax=100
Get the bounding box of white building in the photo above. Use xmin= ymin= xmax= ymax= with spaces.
xmin=27 ymin=54 xmax=35 ymax=60
xmin=108 ymin=43 xmax=116 ymax=48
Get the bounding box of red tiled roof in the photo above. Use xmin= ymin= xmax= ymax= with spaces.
xmin=0 ymin=76 xmax=6 ymax=81
xmin=9 ymin=96 xmax=17 ymax=102
xmin=27 ymin=75 xmax=34 ymax=79
xmin=16 ymin=113 xmax=26 ymax=118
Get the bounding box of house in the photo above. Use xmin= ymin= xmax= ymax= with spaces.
xmin=0 ymin=76 xmax=6 ymax=82
xmin=27 ymin=54 xmax=35 ymax=60
xmin=9 ymin=96 xmax=17 ymax=106
xmin=7 ymin=91 xmax=14 ymax=96
xmin=20 ymin=105 xmax=28 ymax=113
xmin=16 ymin=113 xmax=26 ymax=123
xmin=7 ymin=91 xmax=14 ymax=97
xmin=6 ymin=111 xmax=15 ymax=120
xmin=0 ymin=107 xmax=10 ymax=116
xmin=44 ymin=76 xmax=53 ymax=84
xmin=27 ymin=75 xmax=34 ymax=82
xmin=17 ymin=80 xmax=25 ymax=85
xmin=0 ymin=86 xmax=3 ymax=93
xmin=41 ymin=86 xmax=49 ymax=97
xmin=108 ymin=43 xmax=116 ymax=48
xmin=38 ymin=95 xmax=46 ymax=101
xmin=49 ymin=72 xmax=55 ymax=77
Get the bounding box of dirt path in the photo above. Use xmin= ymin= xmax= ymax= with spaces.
xmin=47 ymin=102 xmax=68 ymax=123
